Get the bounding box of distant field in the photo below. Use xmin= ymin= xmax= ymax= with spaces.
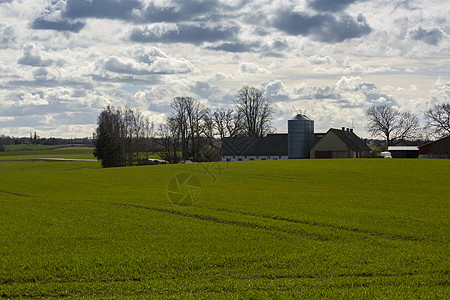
xmin=0 ymin=151 xmax=448 ymax=298
xmin=0 ymin=147 xmax=96 ymax=160
xmin=4 ymin=144 xmax=71 ymax=151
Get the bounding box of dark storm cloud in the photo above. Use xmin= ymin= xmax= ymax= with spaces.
xmin=207 ymin=42 xmax=260 ymax=53
xmin=63 ymin=0 xmax=142 ymax=20
xmin=273 ymin=11 xmax=371 ymax=43
xmin=31 ymin=17 xmax=85 ymax=33
xmin=130 ymin=24 xmax=239 ymax=45
xmin=407 ymin=26 xmax=445 ymax=45
xmin=309 ymin=0 xmax=361 ymax=12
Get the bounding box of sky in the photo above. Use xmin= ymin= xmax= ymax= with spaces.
xmin=0 ymin=0 xmax=449 ymax=138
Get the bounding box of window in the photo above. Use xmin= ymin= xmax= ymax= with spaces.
xmin=238 ymin=158 xmax=242 ymax=161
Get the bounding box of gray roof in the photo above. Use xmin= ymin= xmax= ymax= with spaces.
xmin=221 ymin=134 xmax=288 ymax=156
xmin=291 ymin=114 xmax=312 ymax=121
xmin=328 ymin=128 xmax=371 ymax=151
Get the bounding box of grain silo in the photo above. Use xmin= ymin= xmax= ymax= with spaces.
xmin=288 ymin=114 xmax=314 ymax=159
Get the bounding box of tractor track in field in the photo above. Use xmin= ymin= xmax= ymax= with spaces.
xmin=189 ymin=204 xmax=426 ymax=242
xmin=84 ymin=199 xmax=330 ymax=241
xmin=85 ymin=199 xmax=425 ymax=242
xmin=0 ymin=189 xmax=32 ymax=197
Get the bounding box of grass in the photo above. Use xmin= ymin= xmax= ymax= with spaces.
xmin=0 ymin=149 xmax=448 ymax=298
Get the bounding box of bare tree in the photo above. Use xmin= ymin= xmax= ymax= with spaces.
xmin=425 ymin=103 xmax=450 ymax=137
xmin=213 ymin=107 xmax=243 ymax=139
xmin=366 ymin=104 xmax=420 ymax=146
xmin=170 ymin=97 xmax=209 ymax=161
xmin=235 ymin=86 xmax=273 ymax=137
xmin=157 ymin=118 xmax=181 ymax=164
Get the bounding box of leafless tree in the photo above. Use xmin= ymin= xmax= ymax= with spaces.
xmin=235 ymin=86 xmax=273 ymax=137
xmin=212 ymin=107 xmax=243 ymax=139
xmin=157 ymin=118 xmax=181 ymax=164
xmin=425 ymin=103 xmax=450 ymax=137
xmin=170 ymin=97 xmax=209 ymax=161
xmin=366 ymin=104 xmax=420 ymax=146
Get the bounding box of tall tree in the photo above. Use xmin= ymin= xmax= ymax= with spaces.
xmin=425 ymin=103 xmax=450 ymax=137
xmin=157 ymin=118 xmax=181 ymax=164
xmin=212 ymin=107 xmax=243 ymax=139
xmin=366 ymin=104 xmax=420 ymax=146
xmin=170 ymin=97 xmax=208 ymax=161
xmin=94 ymin=106 xmax=154 ymax=167
xmin=235 ymin=86 xmax=273 ymax=137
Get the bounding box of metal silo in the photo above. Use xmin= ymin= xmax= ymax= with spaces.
xmin=288 ymin=114 xmax=314 ymax=159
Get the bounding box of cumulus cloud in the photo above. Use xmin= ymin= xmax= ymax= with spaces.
xmin=309 ymin=0 xmax=363 ymax=12
xmin=63 ymin=0 xmax=142 ymax=20
xmin=32 ymin=17 xmax=85 ymax=33
xmin=274 ymin=10 xmax=371 ymax=43
xmin=261 ymin=80 xmax=290 ymax=101
xmin=143 ymin=0 xmax=223 ymax=23
xmin=17 ymin=44 xmax=53 ymax=67
xmin=406 ymin=26 xmax=446 ymax=45
xmin=130 ymin=24 xmax=239 ymax=45
xmin=236 ymin=62 xmax=269 ymax=75
xmin=0 ymin=23 xmax=15 ymax=48
xmin=31 ymin=0 xmax=86 ymax=32
xmin=96 ymin=46 xmax=196 ymax=77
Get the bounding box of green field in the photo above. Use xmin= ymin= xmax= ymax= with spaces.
xmin=0 ymin=149 xmax=449 ymax=299
xmin=3 ymin=144 xmax=72 ymax=151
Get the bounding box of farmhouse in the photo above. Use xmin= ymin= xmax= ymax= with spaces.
xmin=310 ymin=128 xmax=372 ymax=159
xmin=418 ymin=136 xmax=450 ymax=159
xmin=221 ymin=115 xmax=370 ymax=161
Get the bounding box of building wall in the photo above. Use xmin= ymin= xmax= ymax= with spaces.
xmin=310 ymin=131 xmax=350 ymax=159
xmin=222 ymin=155 xmax=288 ymax=162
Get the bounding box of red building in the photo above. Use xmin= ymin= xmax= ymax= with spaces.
xmin=418 ymin=136 xmax=450 ymax=159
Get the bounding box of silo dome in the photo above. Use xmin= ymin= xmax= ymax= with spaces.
xmin=288 ymin=114 xmax=314 ymax=159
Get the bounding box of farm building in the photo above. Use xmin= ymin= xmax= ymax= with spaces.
xmin=387 ymin=146 xmax=419 ymax=158
xmin=418 ymin=136 xmax=450 ymax=159
xmin=220 ymin=115 xmax=370 ymax=161
xmin=310 ymin=128 xmax=372 ymax=159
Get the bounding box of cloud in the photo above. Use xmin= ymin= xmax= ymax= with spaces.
xmin=309 ymin=0 xmax=362 ymax=12
xmin=0 ymin=23 xmax=15 ymax=48
xmin=206 ymin=42 xmax=260 ymax=53
xmin=17 ymin=44 xmax=53 ymax=67
xmin=97 ymin=46 xmax=196 ymax=76
xmin=261 ymin=80 xmax=290 ymax=101
xmin=130 ymin=23 xmax=239 ymax=45
xmin=31 ymin=17 xmax=85 ymax=33
xmin=406 ymin=26 xmax=446 ymax=45
xmin=189 ymin=81 xmax=219 ymax=99
xmin=237 ymin=62 xmax=269 ymax=75
xmin=63 ymin=0 xmax=142 ymax=20
xmin=30 ymin=0 xmax=86 ymax=32
xmin=273 ymin=11 xmax=371 ymax=43
xmin=143 ymin=0 xmax=223 ymax=23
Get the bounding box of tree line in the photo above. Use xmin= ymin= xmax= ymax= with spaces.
xmin=94 ymin=86 xmax=273 ymax=167
xmin=365 ymin=103 xmax=450 ymax=146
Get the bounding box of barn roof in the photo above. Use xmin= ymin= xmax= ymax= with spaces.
xmin=221 ymin=134 xmax=288 ymax=156
xmin=328 ymin=128 xmax=372 ymax=151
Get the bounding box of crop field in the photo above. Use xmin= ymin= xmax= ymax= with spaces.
xmin=0 ymin=149 xmax=449 ymax=299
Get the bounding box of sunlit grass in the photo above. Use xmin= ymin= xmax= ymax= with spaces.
xmin=0 ymin=151 xmax=448 ymax=298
